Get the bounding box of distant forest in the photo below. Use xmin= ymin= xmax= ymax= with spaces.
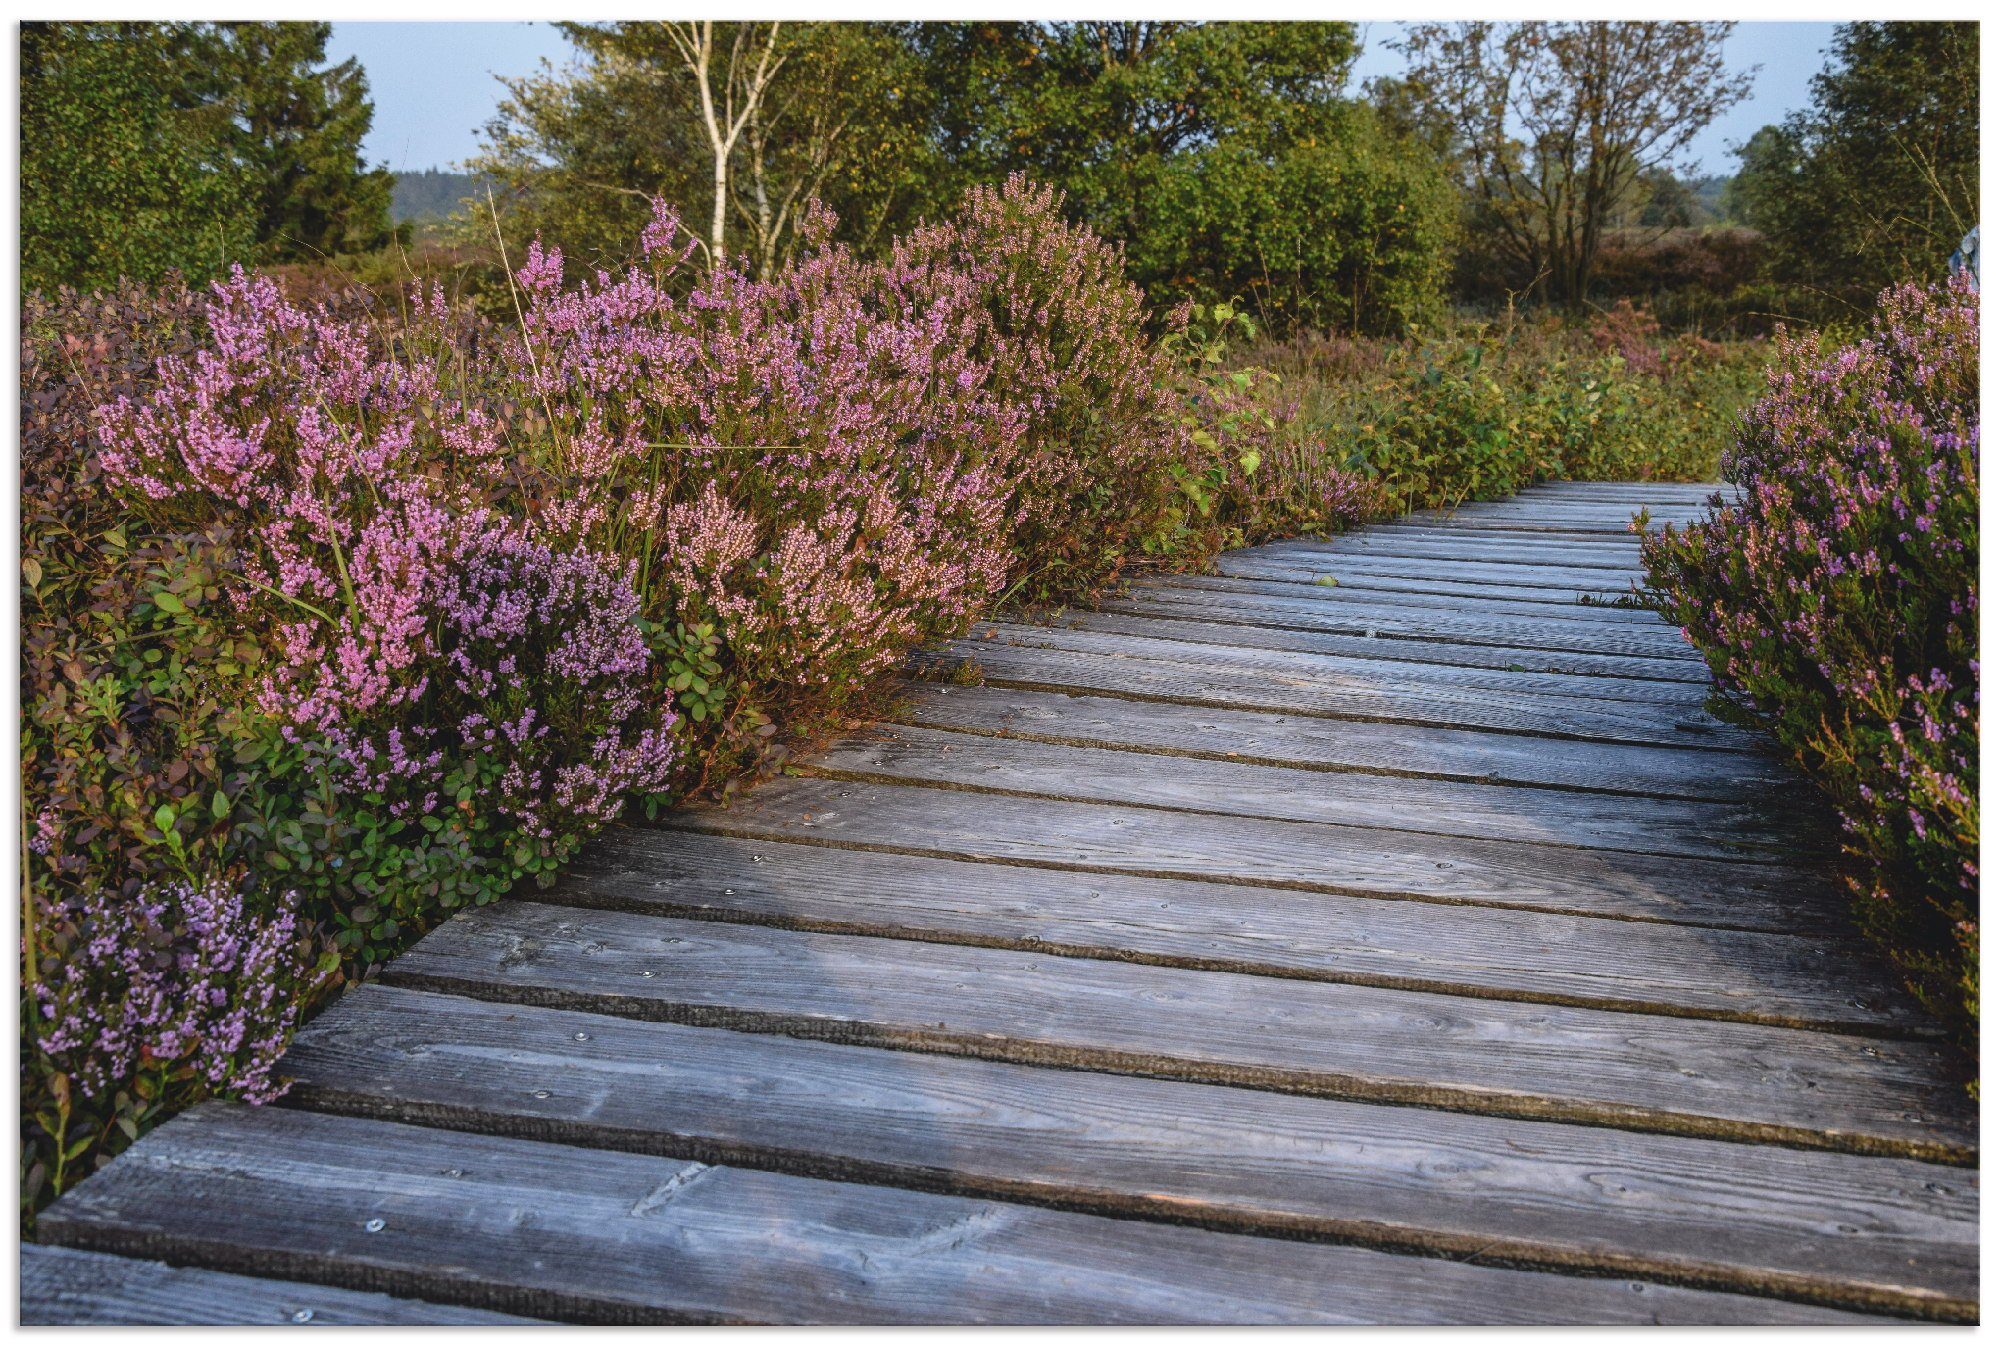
xmin=391 ymin=168 xmax=484 ymax=223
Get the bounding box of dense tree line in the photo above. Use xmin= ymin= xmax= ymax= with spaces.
xmin=1729 ymin=22 xmax=1979 ymax=316
xmin=21 ymin=21 xmax=397 ymax=292
xmin=18 ymin=20 xmax=1981 ymax=330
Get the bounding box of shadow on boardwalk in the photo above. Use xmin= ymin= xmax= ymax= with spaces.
xmin=26 ymin=482 xmax=1978 ymax=1326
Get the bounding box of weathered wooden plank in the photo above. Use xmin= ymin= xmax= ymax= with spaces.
xmin=383 ymin=901 xmax=1977 ymax=1162
xmin=1367 ymin=516 xmax=1670 ymax=542
xmin=1207 ymin=557 xmax=1638 ymax=605
xmin=284 ymin=985 xmax=1968 ymax=1320
xmin=804 ymin=723 xmax=1818 ymax=862
xmin=1426 ymin=490 xmax=1711 ymax=511
xmin=975 ymin=620 xmax=1716 ymax=711
xmin=1221 ymin=548 xmax=1647 ymax=592
xmin=1407 ymin=502 xmax=1707 ymax=528
xmin=1058 ymin=608 xmax=1709 ymax=686
xmin=1138 ymin=572 xmax=1671 ymax=625
xmin=1117 ymin=582 xmax=1691 ymax=655
xmin=41 ymin=1104 xmax=1857 ymax=1327
xmin=895 ymin=685 xmax=1796 ymax=801
xmin=1264 ymin=534 xmax=1649 ymax=570
xmin=927 ymin=639 xmax=1751 ymax=752
xmin=673 ymin=776 xmax=1830 ymax=930
xmin=17 ymin=1243 xmax=543 ymax=1326
xmin=561 ymin=828 xmax=1928 ymax=1034
xmin=1100 ymin=588 xmax=1700 ymax=662
xmin=1512 ymin=484 xmax=1720 ymax=504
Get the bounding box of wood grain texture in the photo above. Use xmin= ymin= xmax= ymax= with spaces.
xmin=672 ymin=776 xmax=1833 ymax=929
xmin=924 ymin=640 xmax=1751 ymax=752
xmin=382 ymin=901 xmax=1976 ymax=1161
xmin=1136 ymin=571 xmax=1675 ymax=627
xmin=804 ymin=722 xmax=1820 ymax=862
xmin=39 ymin=1104 xmax=1862 ymax=1326
xmin=1048 ymin=608 xmax=1711 ymax=686
xmin=973 ymin=620 xmax=1715 ymax=710
xmin=17 ymin=1244 xmax=544 ymax=1326
xmin=1092 ymin=589 xmax=1704 ymax=662
xmin=1260 ymin=534 xmax=1648 ymax=570
xmin=558 ymin=828 xmax=1928 ymax=1034
xmin=1201 ymin=558 xmax=1637 ymax=605
xmin=281 ymin=985 xmax=1967 ymax=1320
xmin=1219 ymin=549 xmax=1649 ymax=592
xmin=894 ymin=685 xmax=1793 ymax=800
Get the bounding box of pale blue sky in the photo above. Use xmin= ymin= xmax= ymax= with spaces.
xmin=329 ymin=20 xmax=1840 ymax=178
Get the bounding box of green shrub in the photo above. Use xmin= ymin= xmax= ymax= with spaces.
xmin=1245 ymin=310 xmax=1765 ymax=511
xmin=1141 ymin=110 xmax=1457 ymax=337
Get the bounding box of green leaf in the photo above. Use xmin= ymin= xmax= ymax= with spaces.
xmin=153 ymin=803 xmax=176 ymax=833
xmin=151 ymin=590 xmax=186 ymax=614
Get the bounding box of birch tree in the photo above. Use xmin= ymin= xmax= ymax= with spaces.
xmin=663 ymin=21 xmax=787 ymax=268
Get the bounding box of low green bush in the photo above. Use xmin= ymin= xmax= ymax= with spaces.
xmin=1244 ymin=307 xmax=1765 ymax=512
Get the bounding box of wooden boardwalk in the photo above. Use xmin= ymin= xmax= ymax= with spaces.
xmin=28 ymin=482 xmax=1977 ymax=1324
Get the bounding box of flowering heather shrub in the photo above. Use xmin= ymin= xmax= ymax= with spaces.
xmin=29 ymin=879 xmax=320 ymax=1190
xmin=93 ymin=270 xmax=682 ymax=937
xmin=1643 ymin=277 xmax=1979 ymax=1039
xmin=885 ymin=177 xmax=1199 ymax=591
xmin=20 ymin=282 xmax=335 ymax=1214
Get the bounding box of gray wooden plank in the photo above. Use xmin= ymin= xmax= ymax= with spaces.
xmin=1264 ymin=534 xmax=1649 ymax=570
xmin=283 ymin=985 xmax=1967 ymax=1321
xmin=1408 ymin=503 xmax=1707 ymax=529
xmin=976 ymin=620 xmax=1716 ymax=711
xmin=1220 ymin=549 xmax=1648 ymax=591
xmin=1056 ymin=607 xmax=1709 ymax=686
xmin=17 ymin=1243 xmax=544 ymax=1326
xmin=1207 ymin=558 xmax=1639 ymax=605
xmin=1422 ymin=492 xmax=1710 ymax=513
xmin=894 ymin=684 xmax=1797 ymax=801
xmin=1102 ymin=587 xmax=1700 ymax=662
xmin=804 ymin=723 xmax=1819 ymax=863
xmin=385 ymin=900 xmax=1976 ymax=1161
xmin=559 ymin=828 xmax=1929 ymax=1034
xmin=38 ymin=1104 xmax=1861 ymax=1327
xmin=926 ymin=638 xmax=1753 ymax=752
xmin=670 ymin=776 xmax=1833 ymax=930
xmin=1146 ymin=571 xmax=1673 ymax=626
xmin=1362 ymin=518 xmax=1671 ymax=544
xmin=1521 ymin=482 xmax=1726 ymax=503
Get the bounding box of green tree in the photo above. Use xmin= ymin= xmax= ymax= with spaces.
xmin=1140 ymin=105 xmax=1458 ymax=334
xmin=919 ymin=23 xmax=1362 ymax=256
xmin=472 ymin=22 xmax=936 ymax=273
xmin=220 ymin=22 xmax=399 ymax=263
xmin=1731 ymin=22 xmax=1978 ymax=311
xmin=20 ymin=22 xmax=259 ymax=291
xmin=20 ymin=21 xmax=399 ymax=292
xmin=1394 ymin=22 xmax=1752 ymax=308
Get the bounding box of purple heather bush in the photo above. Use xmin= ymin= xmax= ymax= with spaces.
xmin=1642 ymin=277 xmax=1979 ymax=1038
xmin=27 ymin=874 xmax=320 ymax=1203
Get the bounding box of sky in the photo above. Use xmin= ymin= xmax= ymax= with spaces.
xmin=329 ymin=20 xmax=1841 ymax=178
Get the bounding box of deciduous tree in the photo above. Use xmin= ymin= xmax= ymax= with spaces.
xmin=1730 ymin=22 xmax=1978 ymax=312
xmin=1394 ymin=22 xmax=1751 ymax=307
